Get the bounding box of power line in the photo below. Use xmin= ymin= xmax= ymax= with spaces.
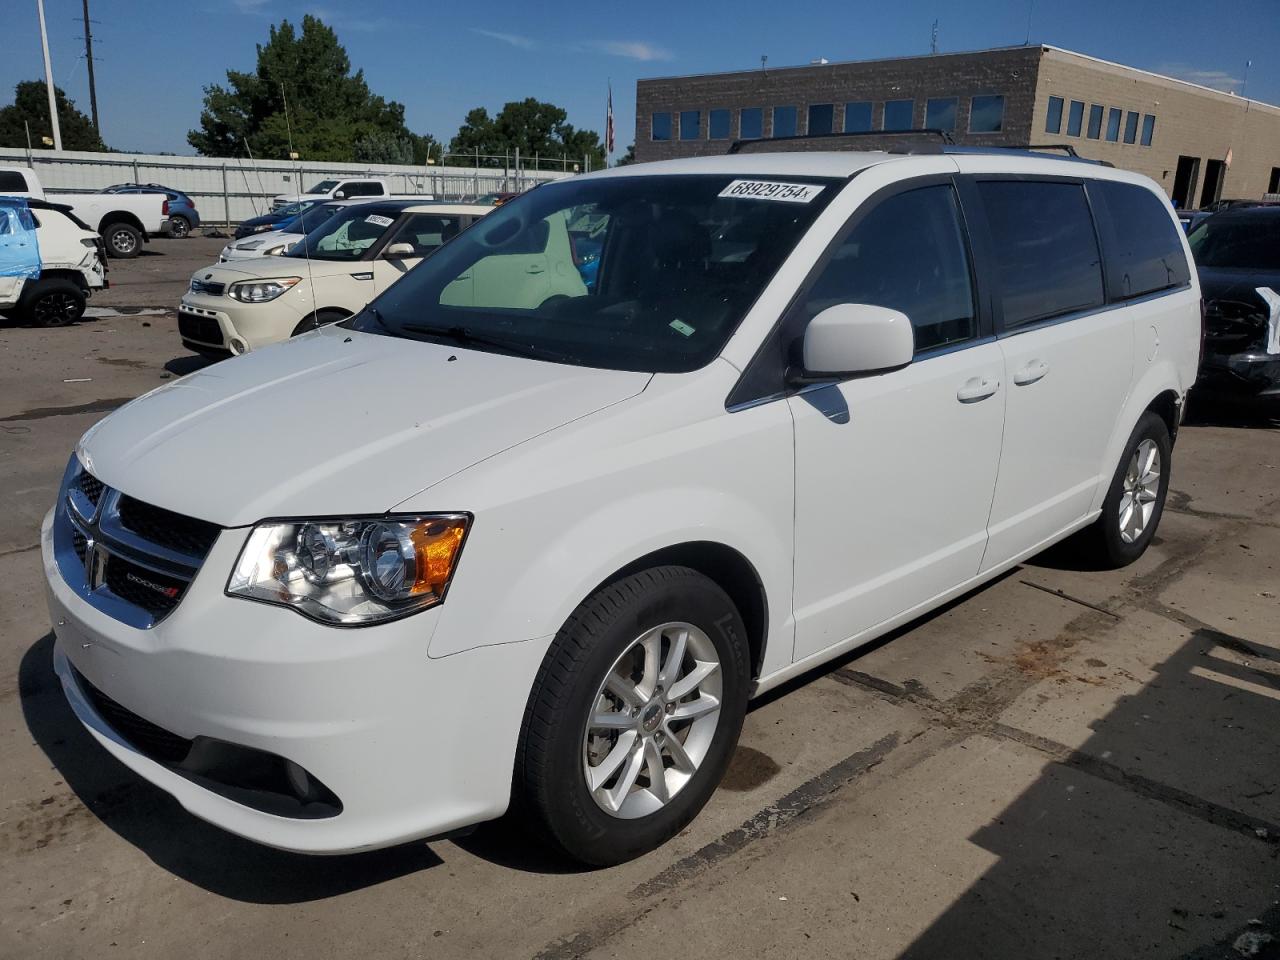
xmin=82 ymin=0 xmax=100 ymax=134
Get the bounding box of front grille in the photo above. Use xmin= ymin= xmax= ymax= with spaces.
xmin=117 ymin=496 xmax=220 ymax=559
xmin=75 ymin=667 xmax=193 ymax=764
xmin=103 ymin=556 xmax=186 ymax=617
xmin=178 ymin=312 xmax=222 ymax=344
xmin=76 ymin=472 xmax=104 ymax=508
xmin=71 ymin=529 xmax=87 ymax=563
xmin=188 ymin=278 xmax=225 ymax=296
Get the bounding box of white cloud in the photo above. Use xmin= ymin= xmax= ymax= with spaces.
xmin=470 ymin=28 xmax=537 ymax=50
xmin=308 ymin=8 xmax=389 ymax=32
xmin=1154 ymin=63 xmax=1242 ymax=93
xmin=232 ymin=0 xmax=270 ymax=12
xmin=592 ymin=40 xmax=673 ymax=62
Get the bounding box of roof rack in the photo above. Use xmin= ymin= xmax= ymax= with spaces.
xmin=727 ymin=128 xmax=955 ymax=155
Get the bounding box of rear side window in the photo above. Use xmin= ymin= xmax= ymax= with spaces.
xmin=977 ymin=180 xmax=1104 ymax=329
xmin=1093 ymin=181 xmax=1190 ymax=299
xmin=344 ymin=181 xmax=384 ymax=197
xmin=0 ymin=171 xmax=29 ymax=192
xmin=802 ymin=184 xmax=976 ymax=354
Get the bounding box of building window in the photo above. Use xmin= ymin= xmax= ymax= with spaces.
xmin=1045 ymin=96 xmax=1064 ymax=134
xmin=884 ymin=99 xmax=914 ymax=131
xmin=969 ymin=95 xmax=1005 ymax=133
xmin=925 ymin=97 xmax=958 ymax=132
xmin=844 ymin=101 xmax=872 ymax=133
xmin=1124 ymin=111 xmax=1139 ymax=144
xmin=740 ymin=107 xmax=763 ymax=140
xmin=807 ymin=103 xmax=834 ymax=135
xmin=651 ymin=112 xmax=672 ymax=141
xmin=773 ymin=105 xmax=798 ymax=138
xmin=1066 ymin=100 xmax=1084 ymax=137
xmin=708 ymin=109 xmax=730 ymax=140
xmin=1106 ymin=107 xmax=1121 ymax=142
xmin=679 ymin=110 xmax=701 ymax=140
xmin=1087 ymin=104 xmax=1103 ymax=140
xmin=1140 ymin=114 xmax=1155 ymax=147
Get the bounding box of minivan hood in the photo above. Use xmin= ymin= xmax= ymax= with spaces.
xmin=78 ymin=327 xmax=651 ymax=527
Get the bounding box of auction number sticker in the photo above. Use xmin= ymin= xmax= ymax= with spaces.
xmin=718 ymin=180 xmax=825 ymax=203
xmin=364 ymin=214 xmax=394 ymax=227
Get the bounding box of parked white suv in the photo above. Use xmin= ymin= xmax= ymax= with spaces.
xmin=270 ymin=177 xmax=419 ymax=210
xmin=179 ymin=201 xmax=492 ymax=355
xmin=0 ymin=197 xmax=107 ymax=325
xmin=43 ymin=150 xmax=1199 ymax=865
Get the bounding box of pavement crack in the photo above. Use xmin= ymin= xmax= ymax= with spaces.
xmin=1018 ymin=579 xmax=1121 ymax=618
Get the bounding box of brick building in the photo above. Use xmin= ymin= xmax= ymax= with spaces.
xmin=635 ymin=45 xmax=1280 ymax=207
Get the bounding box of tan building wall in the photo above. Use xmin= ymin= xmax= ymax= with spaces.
xmin=1032 ymin=48 xmax=1280 ymax=203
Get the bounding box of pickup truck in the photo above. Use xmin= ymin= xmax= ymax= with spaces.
xmin=0 ymin=166 xmax=172 ymax=258
xmin=271 ymin=177 xmax=431 ymax=210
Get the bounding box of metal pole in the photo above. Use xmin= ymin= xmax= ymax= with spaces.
xmin=132 ymin=158 xmax=139 ymax=184
xmin=36 ymin=0 xmax=63 ymax=151
xmin=81 ymin=0 xmax=100 ymax=135
xmin=514 ymin=147 xmax=520 ymax=192
xmin=222 ymin=163 xmax=230 ymax=227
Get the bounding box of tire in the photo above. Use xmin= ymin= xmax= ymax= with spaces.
xmin=290 ymin=309 xmax=348 ymax=337
xmin=21 ymin=278 xmax=86 ymax=327
xmin=170 ymin=215 xmax=191 ymax=239
xmin=1082 ymin=411 xmax=1172 ymax=568
xmin=103 ymin=222 xmax=142 ymax=258
xmin=516 ymin=565 xmax=750 ymax=866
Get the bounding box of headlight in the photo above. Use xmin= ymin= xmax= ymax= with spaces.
xmin=228 ymin=277 xmax=301 ymax=302
xmin=252 ymin=223 xmax=273 ymax=233
xmin=226 ymin=515 xmax=470 ymax=625
xmin=263 ymin=243 xmax=290 ymax=256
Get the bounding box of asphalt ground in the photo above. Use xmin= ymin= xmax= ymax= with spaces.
xmin=1 ymin=240 xmax=1278 ymax=959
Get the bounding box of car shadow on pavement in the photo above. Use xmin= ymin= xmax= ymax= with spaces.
xmin=164 ymin=353 xmax=219 ymax=377
xmin=1185 ymin=390 xmax=1280 ymax=430
xmin=19 ymin=633 xmax=445 ymax=904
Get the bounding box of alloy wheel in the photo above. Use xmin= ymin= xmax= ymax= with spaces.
xmin=33 ymin=292 xmax=80 ymax=326
xmin=1118 ymin=439 xmax=1161 ymax=543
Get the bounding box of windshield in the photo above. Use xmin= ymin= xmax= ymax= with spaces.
xmin=347 ymin=174 xmax=838 ymax=373
xmin=283 ymin=202 xmax=342 ymax=235
xmin=286 ymin=205 xmax=402 ymax=261
xmin=306 ymin=180 xmax=339 ymax=195
xmin=1188 ymin=215 xmax=1280 ymax=271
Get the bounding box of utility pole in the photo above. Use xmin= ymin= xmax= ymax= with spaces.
xmin=81 ymin=0 xmax=100 ymax=134
xmin=37 ymin=0 xmax=63 ymax=151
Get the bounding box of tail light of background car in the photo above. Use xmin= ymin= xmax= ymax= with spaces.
xmin=162 ymin=199 xmax=170 ymax=216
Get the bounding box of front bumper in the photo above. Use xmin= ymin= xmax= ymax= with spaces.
xmin=178 ymin=290 xmax=311 ymax=354
xmin=1199 ymin=349 xmax=1280 ymax=397
xmin=42 ymin=508 xmax=542 ymax=854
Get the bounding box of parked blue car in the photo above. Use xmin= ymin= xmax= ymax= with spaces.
xmin=234 ymin=198 xmax=326 ymax=239
xmin=101 ymin=183 xmax=201 ymax=238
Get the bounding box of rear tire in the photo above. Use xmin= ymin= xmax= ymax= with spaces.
xmin=516 ymin=566 xmax=750 ymax=866
xmin=170 ymin=215 xmax=191 ymax=239
xmin=1082 ymin=411 xmax=1172 ymax=568
xmin=103 ymin=222 xmax=142 ymax=258
xmin=291 ymin=309 xmax=348 ymax=337
xmin=21 ymin=279 xmax=86 ymax=327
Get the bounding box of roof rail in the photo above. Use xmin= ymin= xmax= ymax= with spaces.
xmin=943 ymin=143 xmax=1115 ymax=166
xmin=727 ymin=128 xmax=955 ymax=155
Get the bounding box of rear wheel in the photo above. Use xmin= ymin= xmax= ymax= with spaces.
xmin=22 ymin=279 xmax=86 ymax=327
xmin=169 ymin=215 xmax=191 ymax=239
xmin=291 ymin=309 xmax=348 ymax=337
xmin=103 ymin=222 xmax=142 ymax=258
xmin=516 ymin=566 xmax=750 ymax=866
xmin=1082 ymin=411 xmax=1172 ymax=567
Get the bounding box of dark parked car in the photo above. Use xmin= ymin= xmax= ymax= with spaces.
xmin=234 ymin=198 xmax=324 ymax=239
xmin=101 ymin=183 xmax=200 ymax=238
xmin=1189 ymin=206 xmax=1280 ymax=399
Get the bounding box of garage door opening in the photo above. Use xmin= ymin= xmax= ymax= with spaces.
xmin=1171 ymin=156 xmax=1200 ymax=209
xmin=1199 ymin=159 xmax=1226 ymax=208
xmin=1268 ymin=166 xmax=1280 ymax=194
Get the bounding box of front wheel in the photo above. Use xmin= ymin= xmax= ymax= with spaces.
xmin=22 ymin=279 xmax=86 ymax=327
xmin=1083 ymin=411 xmax=1172 ymax=567
xmin=516 ymin=566 xmax=750 ymax=866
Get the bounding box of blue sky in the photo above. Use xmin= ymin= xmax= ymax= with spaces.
xmin=4 ymin=0 xmax=1279 ymax=159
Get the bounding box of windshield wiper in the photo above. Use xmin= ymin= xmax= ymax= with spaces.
xmin=400 ymin=323 xmax=569 ymax=363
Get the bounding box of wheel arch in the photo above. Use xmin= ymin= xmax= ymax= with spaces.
xmin=1145 ymin=388 xmax=1182 ymax=443
xmin=25 ymin=268 xmax=89 ymax=293
xmin=1090 ymin=362 xmax=1187 ymax=514
xmin=97 ymin=211 xmax=145 ymax=235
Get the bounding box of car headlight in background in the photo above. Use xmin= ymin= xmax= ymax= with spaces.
xmin=228 ymin=277 xmax=301 ymax=302
xmin=264 ymin=242 xmax=292 ymax=256
xmin=227 ymin=515 xmax=471 ymax=625
xmin=252 ymin=223 xmax=274 ymax=233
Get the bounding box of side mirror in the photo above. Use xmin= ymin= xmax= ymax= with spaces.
xmin=334 ymin=190 xmax=346 ymax=199
xmin=795 ymin=303 xmax=914 ymax=382
xmin=383 ymin=242 xmax=415 ymax=259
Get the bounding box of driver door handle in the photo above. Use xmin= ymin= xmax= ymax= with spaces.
xmin=957 ymin=375 xmax=999 ymax=403
xmin=525 ymin=264 xmax=546 ymax=274
xmin=1014 ymin=359 xmax=1050 ymax=386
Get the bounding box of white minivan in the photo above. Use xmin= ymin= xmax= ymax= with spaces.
xmin=43 ymin=150 xmax=1199 ymax=865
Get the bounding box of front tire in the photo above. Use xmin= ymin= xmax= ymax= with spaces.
xmin=103 ymin=222 xmax=142 ymax=258
xmin=516 ymin=566 xmax=750 ymax=866
xmin=1084 ymin=411 xmax=1172 ymax=567
xmin=291 ymin=309 xmax=348 ymax=337
xmin=22 ymin=279 xmax=86 ymax=327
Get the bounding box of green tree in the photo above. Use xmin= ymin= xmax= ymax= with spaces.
xmin=0 ymin=81 xmax=106 ymax=151
xmin=448 ymin=99 xmax=605 ymax=170
xmin=188 ymin=15 xmax=433 ymax=161
xmin=614 ymin=143 xmax=636 ymax=166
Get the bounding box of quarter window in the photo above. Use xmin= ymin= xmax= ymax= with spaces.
xmin=802 ymin=185 xmax=976 ymax=354
xmin=1093 ymin=181 xmax=1190 ymax=298
xmin=977 ymin=180 xmax=1104 ymax=328
xmin=969 ymin=95 xmax=1005 ymax=133
xmin=709 ymin=109 xmax=731 ymax=140
xmin=740 ymin=108 xmax=763 ymax=140
xmin=844 ymin=101 xmax=872 ymax=132
xmin=1140 ymin=114 xmax=1156 ymax=146
xmin=1106 ymin=108 xmax=1122 ymax=142
xmin=1087 ymin=104 xmax=1103 ymax=139
xmin=807 ymin=103 xmax=834 ymax=135
xmin=1045 ymin=96 xmax=1064 ymax=134
xmin=651 ymin=112 xmax=672 ymax=141
xmin=884 ymin=99 xmax=914 ymax=131
xmin=1124 ymin=111 xmax=1139 ymax=144
xmin=679 ymin=110 xmax=701 ymax=140
xmin=1066 ymin=100 xmax=1084 ymax=137
xmin=925 ymin=98 xmax=958 ymax=132
xmin=773 ymin=106 xmax=798 ymax=138
xmin=0 ymin=171 xmax=27 ymax=192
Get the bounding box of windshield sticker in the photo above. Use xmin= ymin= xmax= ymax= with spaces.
xmin=718 ymin=180 xmax=825 ymax=203
xmin=364 ymin=214 xmax=394 ymax=227
xmin=669 ymin=319 xmax=695 ymax=337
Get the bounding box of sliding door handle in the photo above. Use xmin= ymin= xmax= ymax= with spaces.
xmin=1014 ymin=359 xmax=1050 ymax=386
xmin=957 ymin=375 xmax=999 ymax=403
